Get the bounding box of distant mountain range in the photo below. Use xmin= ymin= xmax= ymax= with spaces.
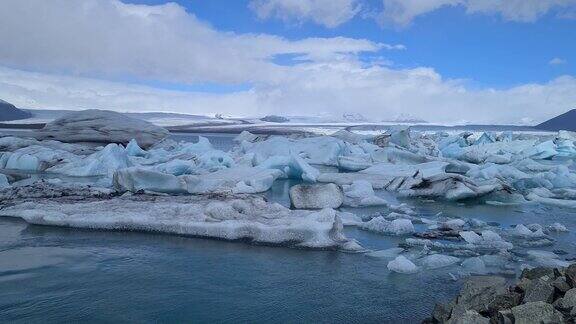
xmin=536 ymin=109 xmax=576 ymax=131
xmin=0 ymin=99 xmax=32 ymax=121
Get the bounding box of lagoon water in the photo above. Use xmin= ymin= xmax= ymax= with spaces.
xmin=1 ymin=132 xmax=575 ymax=323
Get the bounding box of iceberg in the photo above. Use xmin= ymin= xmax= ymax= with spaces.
xmin=360 ymin=217 xmax=414 ymax=235
xmin=419 ymin=254 xmax=460 ymax=269
xmin=0 ymin=196 xmax=362 ymax=251
xmin=35 ymin=109 xmax=169 ymax=148
xmin=387 ymin=255 xmax=418 ymax=274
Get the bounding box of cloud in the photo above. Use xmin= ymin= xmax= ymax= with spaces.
xmin=378 ymin=0 xmax=576 ymax=27
xmin=2 ymin=64 xmax=575 ymax=126
xmin=0 ymin=0 xmax=396 ymax=85
xmin=249 ymin=0 xmax=361 ymax=28
xmin=549 ymin=57 xmax=567 ymax=65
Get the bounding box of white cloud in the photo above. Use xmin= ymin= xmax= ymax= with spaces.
xmin=0 ymin=0 xmax=393 ymax=85
xmin=549 ymin=57 xmax=567 ymax=65
xmin=378 ymin=0 xmax=576 ymax=27
xmin=249 ymin=0 xmax=361 ymax=28
xmin=2 ymin=64 xmax=575 ymax=126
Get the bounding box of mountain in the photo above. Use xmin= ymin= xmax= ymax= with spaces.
xmin=0 ymin=99 xmax=32 ymax=121
xmin=536 ymin=109 xmax=576 ymax=131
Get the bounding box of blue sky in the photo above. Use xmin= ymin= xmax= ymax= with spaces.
xmin=0 ymin=0 xmax=575 ymax=124
xmin=127 ymin=0 xmax=575 ymax=88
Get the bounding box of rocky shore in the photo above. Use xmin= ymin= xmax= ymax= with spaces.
xmin=424 ymin=263 xmax=576 ymax=323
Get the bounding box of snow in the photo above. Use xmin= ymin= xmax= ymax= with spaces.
xmin=387 ymin=255 xmax=418 ymax=274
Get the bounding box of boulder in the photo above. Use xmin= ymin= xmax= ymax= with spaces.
xmin=521 ymin=267 xmax=557 ymax=281
xmin=511 ymin=301 xmax=564 ymax=324
xmin=522 ymin=279 xmax=555 ymax=303
xmin=36 ymin=109 xmax=169 ymax=148
xmin=289 ymin=183 xmax=343 ymax=209
xmin=450 ymin=276 xmax=507 ymax=318
xmin=447 ymin=310 xmax=489 ymax=324
xmin=555 ymin=288 xmax=576 ymax=313
xmin=566 ymin=264 xmax=576 ymax=287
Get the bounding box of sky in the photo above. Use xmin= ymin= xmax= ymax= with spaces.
xmin=0 ymin=0 xmax=575 ymax=125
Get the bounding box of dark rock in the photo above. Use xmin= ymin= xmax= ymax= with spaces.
xmin=555 ymin=288 xmax=576 ymax=313
xmin=566 ymin=264 xmax=576 ymax=288
xmin=523 ymin=278 xmax=555 ymax=303
xmin=552 ymin=277 xmax=572 ymax=295
xmin=511 ymin=302 xmax=564 ymax=324
xmin=448 ymin=310 xmax=490 ymax=324
xmin=433 ymin=302 xmax=454 ymax=323
xmin=491 ymin=309 xmax=514 ymax=324
xmin=521 ymin=267 xmax=557 ymax=281
xmin=451 ymin=276 xmax=507 ymax=318
xmin=487 ymin=291 xmax=522 ymax=316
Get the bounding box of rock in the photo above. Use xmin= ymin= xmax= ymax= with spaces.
xmin=552 ymin=277 xmax=572 ymax=295
xmin=523 ymin=278 xmax=555 ymax=303
xmin=289 ymin=183 xmax=343 ymax=209
xmin=521 ymin=267 xmax=557 ymax=281
xmin=566 ymin=264 xmax=576 ymax=287
xmin=492 ymin=309 xmax=514 ymax=324
xmin=511 ymin=301 xmax=564 ymax=324
xmin=555 ymin=288 xmax=576 ymax=313
xmin=433 ymin=301 xmax=454 ymax=323
xmin=36 ymin=109 xmax=169 ymax=148
xmin=486 ymin=291 xmax=522 ymax=316
xmin=447 ymin=310 xmax=489 ymax=324
xmin=450 ymin=276 xmax=507 ymax=317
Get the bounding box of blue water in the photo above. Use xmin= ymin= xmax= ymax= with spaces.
xmin=1 ymin=132 xmax=575 ymax=323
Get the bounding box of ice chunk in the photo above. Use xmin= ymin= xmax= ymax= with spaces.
xmin=460 ymin=230 xmax=513 ymax=250
xmin=0 ymin=173 xmax=10 ymax=189
xmin=387 ymin=255 xmax=418 ymax=274
xmin=0 ymin=197 xmax=362 ymax=251
xmin=337 ymin=211 xmax=363 ymax=226
xmin=289 ymin=183 xmax=343 ymax=209
xmin=361 ymin=161 xmax=449 ymax=179
xmin=126 ymin=139 xmax=147 ymax=157
xmin=366 ymin=247 xmax=405 ymax=259
xmin=241 ymin=136 xmax=345 ymax=166
xmin=510 ymin=224 xmax=546 ymax=238
xmin=113 ymin=168 xmax=186 ymax=194
xmin=183 ymin=167 xmax=282 ymax=194
xmin=526 ymin=250 xmax=571 ymax=268
xmin=35 ymin=109 xmax=169 ymax=148
xmin=234 ymin=131 xmax=259 ymax=143
xmin=547 ymin=222 xmax=568 ymax=233
xmin=50 ymin=143 xmax=131 ymax=177
xmin=420 ymin=254 xmax=460 ymax=269
xmin=342 ymin=180 xmax=388 ymax=207
xmin=1 ymin=145 xmax=77 ymax=171
xmin=361 ymin=217 xmax=414 ymax=235
xmin=258 ymin=155 xmax=320 ymax=182
xmin=337 ymin=155 xmax=372 ymax=171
